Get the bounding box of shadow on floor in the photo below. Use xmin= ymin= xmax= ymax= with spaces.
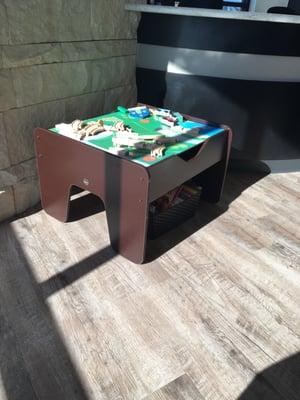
xmin=146 ymin=167 xmax=269 ymax=262
xmin=8 ymin=186 xmax=105 ymax=225
xmin=239 ymin=352 xmax=300 ymax=400
xmin=0 ymin=225 xmax=94 ymax=400
xmin=39 ymin=244 xmax=115 ymax=298
xmin=8 ymin=167 xmax=270 ymax=267
xmin=68 ymin=192 xmax=105 ymax=222
xmin=54 ymin=168 xmax=270 ymax=264
xmin=0 ymin=187 xmax=116 ymax=399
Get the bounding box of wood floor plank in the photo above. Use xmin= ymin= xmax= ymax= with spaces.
xmin=0 ymin=226 xmax=89 ymax=400
xmin=0 ymin=300 xmax=38 ymax=400
xmin=143 ymin=375 xmax=204 ymax=400
xmin=11 ymin=210 xmax=182 ymax=400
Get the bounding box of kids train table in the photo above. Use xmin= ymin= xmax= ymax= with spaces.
xmin=34 ymin=105 xmax=232 ymax=263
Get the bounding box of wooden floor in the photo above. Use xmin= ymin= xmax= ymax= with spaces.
xmin=0 ymin=169 xmax=299 ymax=400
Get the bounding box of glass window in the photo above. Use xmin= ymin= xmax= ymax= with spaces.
xmin=148 ymin=0 xmax=250 ymax=10
xmin=222 ymin=0 xmax=250 ymax=11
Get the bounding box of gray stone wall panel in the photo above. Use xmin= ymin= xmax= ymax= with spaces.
xmin=5 ymin=0 xmax=62 ymax=44
xmin=0 ymin=158 xmax=37 ymax=188
xmin=64 ymin=91 xmax=106 ymax=123
xmin=3 ymin=44 xmax=62 ymax=68
xmin=0 ymin=169 xmax=17 ymax=187
xmin=58 ymin=0 xmax=92 ymax=41
xmin=0 ymin=2 xmax=9 ymax=45
xmin=91 ymin=55 xmax=136 ymax=92
xmin=61 ymin=40 xmax=136 ymax=63
xmin=0 ymin=159 xmax=39 ymax=217
xmin=0 ymin=113 xmax=10 ymax=169
xmin=0 ymin=69 xmax=16 ymax=111
xmin=4 ymin=101 xmax=65 ymax=165
xmin=14 ymin=179 xmax=40 ymax=214
xmin=0 ymin=188 xmax=15 ymax=221
xmin=91 ymin=0 xmax=141 ymax=40
xmin=12 ymin=56 xmax=136 ymax=108
xmin=0 ymin=47 xmax=3 ymax=69
xmin=104 ymin=84 xmax=137 ymax=113
xmin=5 ymin=0 xmax=142 ymax=45
xmin=13 ymin=62 xmax=92 ymax=108
xmin=10 ymin=158 xmax=37 ymax=183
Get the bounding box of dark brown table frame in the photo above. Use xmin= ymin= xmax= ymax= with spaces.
xmin=34 ymin=113 xmax=232 ymax=264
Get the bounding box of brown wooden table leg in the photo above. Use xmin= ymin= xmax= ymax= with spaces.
xmin=35 ymin=130 xmax=72 ymax=222
xmin=35 ymin=128 xmax=150 ymax=263
xmin=199 ymin=128 xmax=232 ymax=203
xmin=104 ymin=155 xmax=150 ymax=264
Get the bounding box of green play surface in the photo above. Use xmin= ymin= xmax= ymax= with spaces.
xmin=50 ymin=110 xmax=225 ymax=167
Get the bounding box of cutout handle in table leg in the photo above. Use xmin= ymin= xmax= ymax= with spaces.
xmin=178 ymin=140 xmax=210 ymax=162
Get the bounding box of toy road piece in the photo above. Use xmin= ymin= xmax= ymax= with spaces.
xmin=70 ymin=119 xmax=106 ymax=140
xmin=84 ymin=120 xmax=105 ymax=137
xmin=114 ymin=121 xmax=126 ymax=131
xmin=71 ymin=119 xmax=85 ymax=132
xmin=139 ymin=134 xmax=163 ymax=141
xmin=114 ymin=131 xmax=140 ymax=140
xmin=135 ymin=141 xmax=157 ymax=150
xmin=112 ymin=136 xmax=141 ymax=148
xmin=152 ymin=108 xmax=171 ymax=118
xmin=151 ymin=145 xmax=166 ymax=158
xmin=154 ymin=114 xmax=176 ymax=128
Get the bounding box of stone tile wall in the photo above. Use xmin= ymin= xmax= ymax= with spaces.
xmin=0 ymin=0 xmax=144 ymax=221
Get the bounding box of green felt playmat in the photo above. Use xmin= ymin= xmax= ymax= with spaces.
xmin=50 ymin=110 xmax=225 ymax=167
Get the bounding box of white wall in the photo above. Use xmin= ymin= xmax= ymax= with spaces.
xmin=251 ymin=0 xmax=289 ymax=12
